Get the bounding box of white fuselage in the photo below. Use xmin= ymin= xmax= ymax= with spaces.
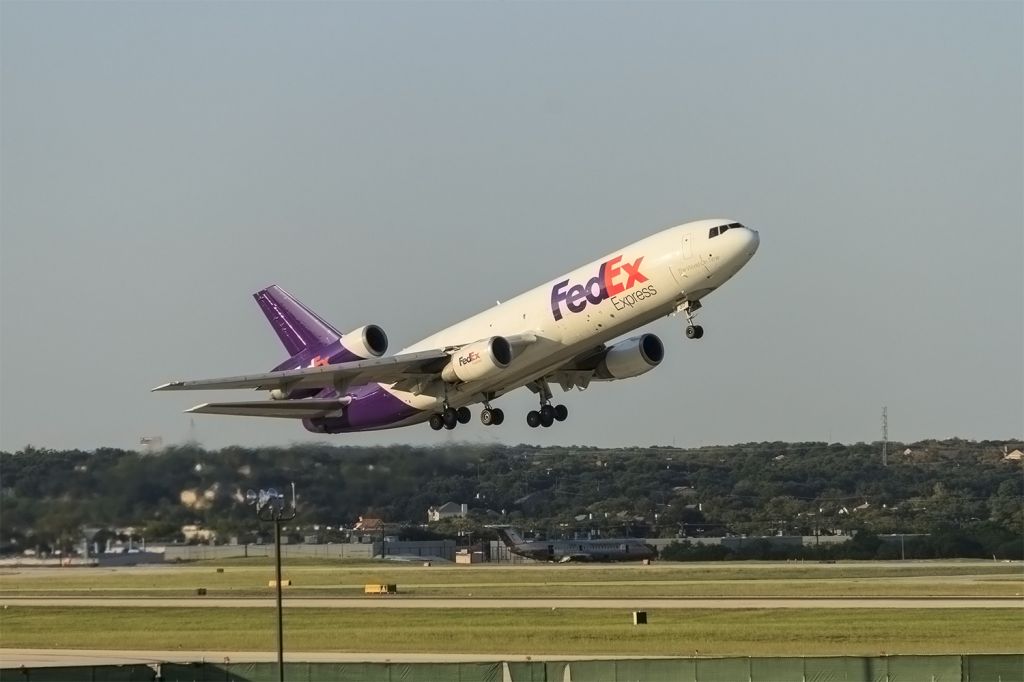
xmin=377 ymin=219 xmax=759 ymax=425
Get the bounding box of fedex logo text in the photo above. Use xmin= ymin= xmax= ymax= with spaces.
xmin=550 ymin=255 xmax=655 ymax=321
xmin=458 ymin=352 xmax=480 ymax=366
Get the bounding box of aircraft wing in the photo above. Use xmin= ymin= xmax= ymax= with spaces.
xmin=152 ymin=349 xmax=451 ymax=393
xmin=186 ymin=398 xmax=351 ymax=419
xmin=559 ymin=553 xmax=594 ymax=563
xmin=153 ymin=333 xmax=540 ymax=395
xmin=532 ymin=344 xmax=608 ymax=392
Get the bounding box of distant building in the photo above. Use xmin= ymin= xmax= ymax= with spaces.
xmin=181 ymin=525 xmax=217 ymax=543
xmin=354 ymin=517 xmax=385 ymax=532
xmin=427 ymin=502 xmax=467 ymax=522
xmin=1003 ymin=449 xmax=1023 ymax=461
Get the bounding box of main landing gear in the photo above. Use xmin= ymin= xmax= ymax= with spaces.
xmin=429 ymin=394 xmax=505 ymax=431
xmin=526 ymin=379 xmax=568 ymax=428
xmin=428 ymin=405 xmax=472 ymax=431
xmin=681 ymin=300 xmax=704 ymax=340
xmin=526 ymin=403 xmax=568 ymax=428
xmin=480 ymin=406 xmax=505 ymax=426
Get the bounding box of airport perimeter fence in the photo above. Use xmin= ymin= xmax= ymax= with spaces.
xmin=2 ymin=654 xmax=1022 ymax=682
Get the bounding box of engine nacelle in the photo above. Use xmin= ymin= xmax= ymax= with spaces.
xmin=441 ymin=336 xmax=513 ymax=383
xmin=595 ymin=333 xmax=664 ymax=380
xmin=340 ymin=324 xmax=389 ymax=359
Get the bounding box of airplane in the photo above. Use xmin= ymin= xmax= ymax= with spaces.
xmin=154 ymin=218 xmax=759 ymax=432
xmin=496 ymin=528 xmax=657 ymax=563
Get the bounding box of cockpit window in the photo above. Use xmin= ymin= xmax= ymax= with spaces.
xmin=711 ymin=222 xmax=745 ymax=238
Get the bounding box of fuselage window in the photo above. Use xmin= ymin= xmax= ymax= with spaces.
xmin=709 ymin=226 xmax=719 ymax=238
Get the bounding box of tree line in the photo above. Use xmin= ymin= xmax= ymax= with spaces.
xmin=1 ymin=439 xmax=1020 ymax=559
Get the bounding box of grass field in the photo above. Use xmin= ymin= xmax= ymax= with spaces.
xmin=2 ymin=561 xmax=1020 ymax=656
xmin=1 ymin=561 xmax=1020 ymax=599
xmin=2 ymin=607 xmax=1021 ymax=656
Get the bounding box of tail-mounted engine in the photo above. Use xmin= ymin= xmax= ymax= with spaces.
xmin=442 ymin=336 xmax=513 ymax=383
xmin=595 ymin=333 xmax=664 ymax=380
xmin=341 ymin=324 xmax=389 ymax=358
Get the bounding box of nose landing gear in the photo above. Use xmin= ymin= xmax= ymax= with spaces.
xmin=679 ymin=299 xmax=704 ymax=339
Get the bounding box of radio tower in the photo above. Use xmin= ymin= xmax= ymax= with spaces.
xmin=881 ymin=406 xmax=888 ymax=467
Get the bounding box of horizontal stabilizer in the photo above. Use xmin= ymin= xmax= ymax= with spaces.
xmin=185 ymin=398 xmax=351 ymax=419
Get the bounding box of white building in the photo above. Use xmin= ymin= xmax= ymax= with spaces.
xmin=427 ymin=502 xmax=468 ymax=522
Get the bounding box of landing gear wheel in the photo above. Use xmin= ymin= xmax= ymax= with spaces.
xmin=480 ymin=408 xmax=495 ymax=426
xmin=492 ymin=408 xmax=504 ymax=425
xmin=553 ymin=404 xmax=568 ymax=422
xmin=686 ymin=325 xmax=704 ymax=340
xmin=540 ymin=411 xmax=554 ymax=428
xmin=526 ymin=410 xmax=541 ymax=428
xmin=442 ymin=408 xmax=458 ymax=429
xmin=456 ymin=406 xmax=471 ymax=424
xmin=429 ymin=414 xmax=444 ymax=431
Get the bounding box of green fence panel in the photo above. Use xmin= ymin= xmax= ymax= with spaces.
xmin=160 ymin=662 xmax=206 ymax=681
xmin=96 ymin=666 xmax=157 ymax=682
xmin=803 ymin=656 xmax=882 ymax=682
xmin=964 ymin=654 xmax=1024 ymax=682
xmin=160 ymin=662 xmax=246 ymax=681
xmin=0 ymin=666 xmax=85 ymax=682
xmin=545 ymin=662 xmax=570 ymax=682
xmin=0 ymin=667 xmax=85 ymax=682
xmin=457 ymin=662 xmax=501 ymax=682
xmin=0 ymin=667 xmax=156 ymax=682
xmin=506 ymin=662 xmax=547 ymax=682
xmin=618 ymin=659 xmax=693 ymax=682
xmin=561 ymin=661 xmax=614 ymax=682
xmin=567 ymin=659 xmax=690 ymax=682
xmin=695 ymin=657 xmax=751 ymax=682
xmin=229 ymin=662 xmax=275 ymax=682
xmin=307 ymin=662 xmax=392 ymax=682
xmin=388 ymin=662 xmax=500 ymax=682
xmin=886 ymin=655 xmax=962 ymax=682
xmin=750 ymin=656 xmax=805 ymax=682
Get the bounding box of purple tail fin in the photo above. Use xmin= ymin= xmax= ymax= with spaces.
xmin=253 ymin=285 xmax=342 ymax=356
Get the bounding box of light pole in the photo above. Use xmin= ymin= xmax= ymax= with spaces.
xmin=246 ymin=484 xmax=297 ymax=682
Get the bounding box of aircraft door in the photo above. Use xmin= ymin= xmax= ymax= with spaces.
xmin=672 ymin=232 xmax=710 ymax=287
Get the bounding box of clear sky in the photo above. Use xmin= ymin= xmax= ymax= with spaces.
xmin=2 ymin=1 xmax=1021 ymax=452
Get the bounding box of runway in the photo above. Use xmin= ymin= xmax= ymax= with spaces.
xmin=3 ymin=597 xmax=1020 ymax=609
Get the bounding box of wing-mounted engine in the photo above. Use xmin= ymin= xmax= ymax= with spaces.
xmin=441 ymin=336 xmax=513 ymax=383
xmin=595 ymin=333 xmax=664 ymax=380
xmin=340 ymin=324 xmax=389 ymax=359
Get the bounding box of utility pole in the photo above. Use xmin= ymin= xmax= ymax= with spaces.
xmin=246 ymin=484 xmax=297 ymax=682
xmin=881 ymin=406 xmax=888 ymax=467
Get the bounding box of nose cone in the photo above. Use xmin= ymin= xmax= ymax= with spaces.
xmin=722 ymin=225 xmax=759 ymax=274
xmin=745 ymin=227 xmax=760 ymax=257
